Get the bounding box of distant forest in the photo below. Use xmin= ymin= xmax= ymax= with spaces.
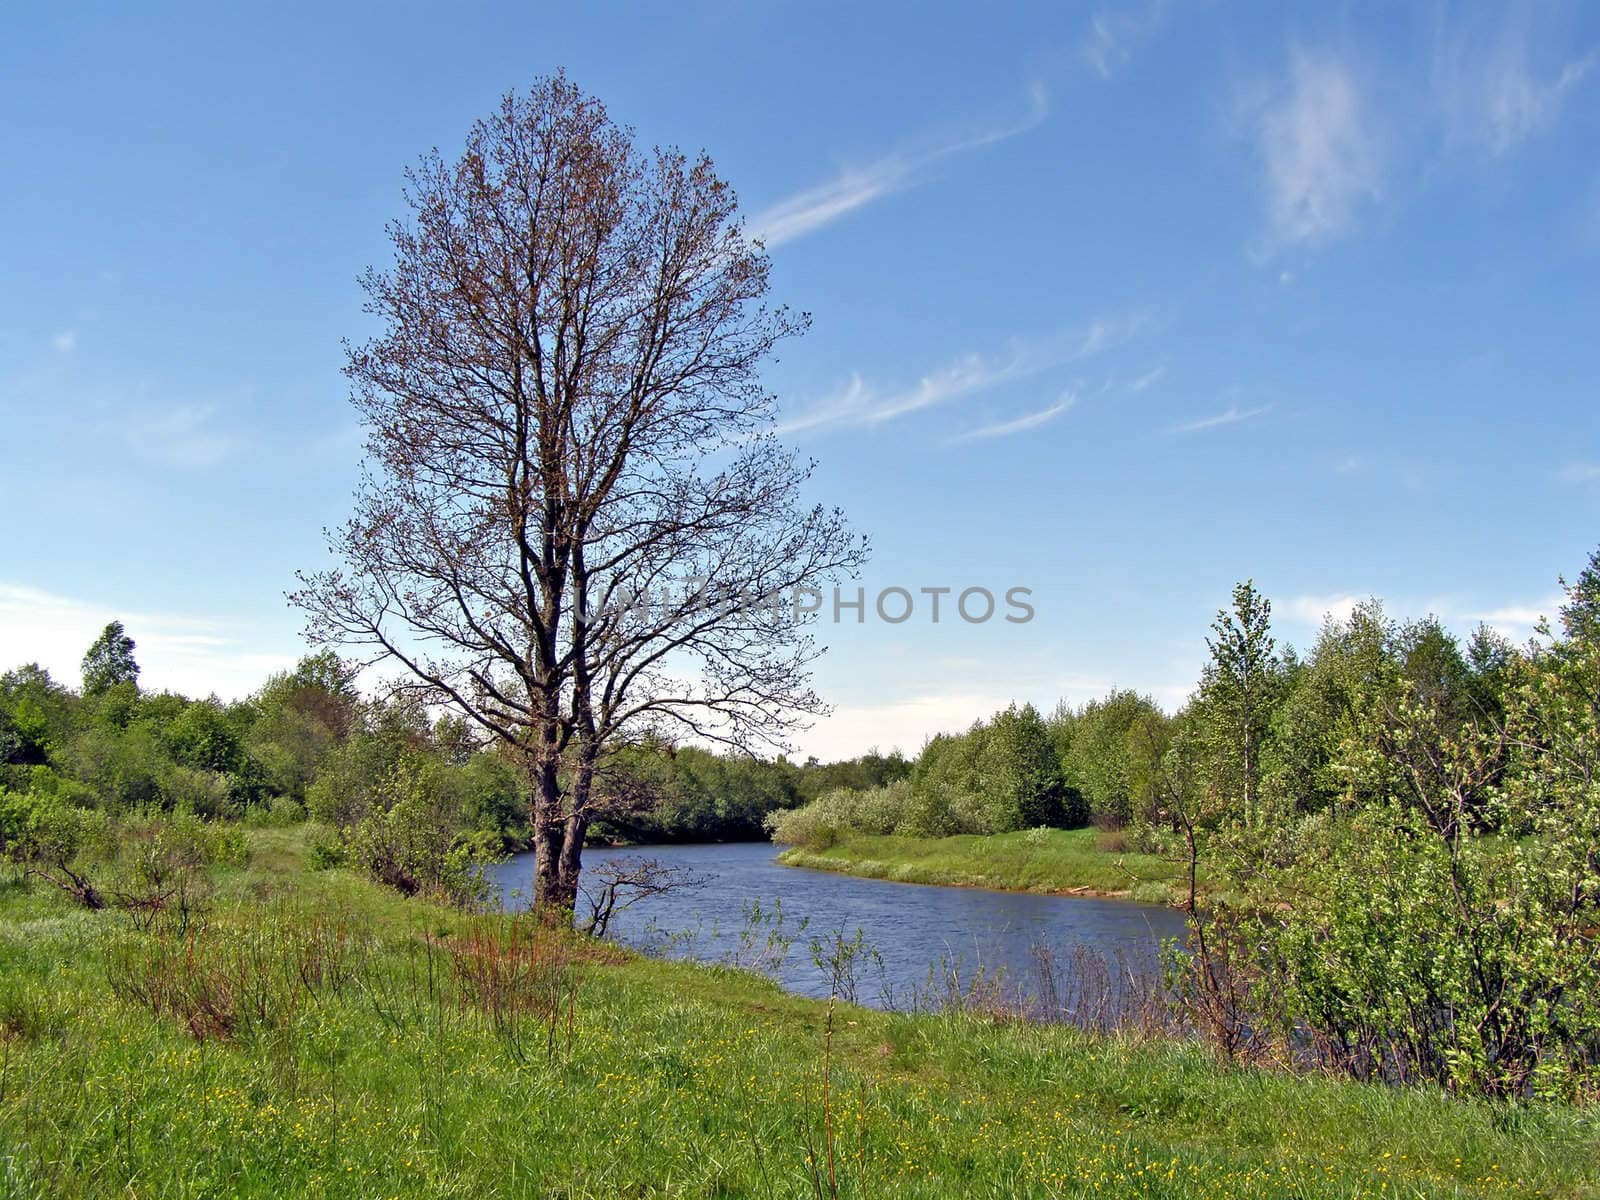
xmin=3 ymin=547 xmax=1595 ymax=858
xmin=0 ymin=636 xmax=912 ymax=851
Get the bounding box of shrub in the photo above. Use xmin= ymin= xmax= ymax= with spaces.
xmin=1253 ymin=798 xmax=1600 ymax=1099
xmin=340 ymin=757 xmax=503 ymax=905
xmin=306 ymin=823 xmax=348 ymax=869
xmin=895 ymin=782 xmax=960 ymax=838
xmin=160 ymin=765 xmax=238 ymax=819
xmin=106 ymin=904 xmax=367 ymax=1042
xmin=63 ymin=723 xmax=168 ymax=811
xmin=0 ymin=788 xmax=112 ymax=908
xmin=896 ymin=780 xmax=993 ymax=838
xmin=243 ymin=795 xmax=307 ymax=828
xmin=980 ymin=703 xmax=1071 ymax=831
xmin=765 ymin=782 xmax=912 ymax=848
xmin=764 ymin=794 xmax=843 ymax=848
xmin=99 ymin=810 xmax=248 ymax=932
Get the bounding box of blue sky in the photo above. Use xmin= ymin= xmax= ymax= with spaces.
xmin=3 ymin=1 xmax=1598 ymax=758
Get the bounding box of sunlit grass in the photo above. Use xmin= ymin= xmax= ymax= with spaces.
xmin=779 ymin=828 xmax=1192 ymax=905
xmin=0 ymin=826 xmax=1594 ymax=1198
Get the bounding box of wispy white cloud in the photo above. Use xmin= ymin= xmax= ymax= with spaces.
xmin=1283 ymin=593 xmax=1367 ymax=627
xmin=1080 ymin=1 xmax=1167 ymax=80
xmin=746 ymin=84 xmax=1050 ymax=248
xmin=952 ymin=392 xmax=1078 ymax=443
xmin=779 ymin=356 xmax=1021 ymax=435
xmin=51 ymin=331 xmax=77 ymax=353
xmin=1432 ymin=10 xmax=1595 ymax=155
xmin=796 ymin=672 xmax=1192 ymax=759
xmin=1126 ymin=365 xmax=1166 ymax=393
xmin=103 ymin=402 xmax=246 ymax=469
xmin=0 ymin=582 xmax=296 ymax=699
xmin=1459 ymin=594 xmax=1564 ymax=641
xmin=1470 ymin=601 xmax=1552 ymax=630
xmin=1280 ymin=588 xmax=1562 ymax=644
xmin=1231 ymin=13 xmax=1591 ymax=256
xmin=1556 ymin=461 xmax=1600 ymax=485
xmin=778 ymin=314 xmax=1142 ymax=436
xmin=1166 ymin=402 xmax=1272 ymax=435
xmin=1247 ymin=50 xmax=1383 ymax=247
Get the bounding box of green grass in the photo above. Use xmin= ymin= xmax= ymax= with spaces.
xmin=1 ymin=827 xmax=1595 ymax=1198
xmin=779 ymin=828 xmax=1193 ymax=906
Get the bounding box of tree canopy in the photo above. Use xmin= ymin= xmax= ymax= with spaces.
xmin=81 ymin=621 xmax=139 ymax=697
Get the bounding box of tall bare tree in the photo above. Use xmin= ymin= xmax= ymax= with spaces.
xmin=294 ymin=75 xmax=865 ymax=911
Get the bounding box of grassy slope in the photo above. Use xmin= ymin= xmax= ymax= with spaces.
xmin=779 ymin=828 xmax=1193 ymax=906
xmin=0 ymin=828 xmax=1594 ymax=1198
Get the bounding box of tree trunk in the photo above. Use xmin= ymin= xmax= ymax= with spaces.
xmin=531 ymin=755 xmax=566 ymax=914
xmin=553 ymin=761 xmax=595 ymax=914
xmin=552 ymin=819 xmax=585 ymax=913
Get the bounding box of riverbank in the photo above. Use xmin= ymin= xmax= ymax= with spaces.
xmin=778 ymin=827 xmax=1195 ymax=907
xmin=2 ymin=826 xmax=1594 ymax=1198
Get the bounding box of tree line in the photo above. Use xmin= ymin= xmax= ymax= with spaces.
xmin=0 ymin=624 xmax=907 ymax=907
xmin=770 ymin=578 xmax=1526 ymax=848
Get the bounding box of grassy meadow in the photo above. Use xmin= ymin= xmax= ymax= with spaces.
xmin=778 ymin=828 xmax=1193 ymax=907
xmin=1 ymin=827 xmax=1596 ymax=1198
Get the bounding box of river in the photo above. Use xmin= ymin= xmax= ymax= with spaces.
xmin=486 ymin=842 xmax=1188 ymax=1011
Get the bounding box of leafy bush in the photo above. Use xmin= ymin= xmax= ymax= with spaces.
xmin=1053 ymin=690 xmax=1170 ymax=828
xmin=1240 ymin=797 xmax=1600 ymax=1099
xmin=243 ymin=795 xmax=307 ymax=828
xmin=64 ymin=723 xmax=168 ymax=811
xmin=765 ymin=781 xmax=913 ymax=847
xmin=105 ymin=810 xmax=247 ymax=932
xmin=2 ymin=795 xmax=247 ymax=924
xmin=306 ymin=823 xmax=348 ymax=869
xmin=981 ymin=703 xmax=1073 ymax=830
xmin=339 ymin=756 xmax=503 ymax=905
xmin=895 ymin=779 xmax=993 ymax=838
xmin=0 ymin=788 xmax=112 ymax=907
xmin=161 ymin=765 xmax=238 ymax=819
xmin=1172 ymin=568 xmax=1600 ymax=1101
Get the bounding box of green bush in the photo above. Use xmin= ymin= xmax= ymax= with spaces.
xmin=895 ymin=779 xmax=993 ymax=837
xmin=336 ymin=756 xmax=503 ymax=906
xmin=105 ymin=810 xmax=247 ymax=931
xmin=0 ymin=788 xmax=114 ymax=907
xmin=765 ymin=779 xmax=986 ymax=847
xmin=243 ymin=795 xmax=308 ymax=828
xmin=161 ymin=765 xmax=238 ymax=819
xmin=306 ymin=822 xmax=348 ymax=869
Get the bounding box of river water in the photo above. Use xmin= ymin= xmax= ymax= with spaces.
xmin=486 ymin=842 xmax=1188 ymax=1010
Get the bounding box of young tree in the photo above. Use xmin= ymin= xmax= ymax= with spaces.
xmin=908 ymin=724 xmax=992 ymax=835
xmin=1247 ymin=560 xmax=1600 ymax=1098
xmin=1557 ymin=544 xmax=1600 ymax=645
xmin=81 ymin=621 xmax=139 ymax=697
xmin=1195 ymin=581 xmax=1281 ymax=826
xmin=293 ymin=76 xmax=865 ymax=912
